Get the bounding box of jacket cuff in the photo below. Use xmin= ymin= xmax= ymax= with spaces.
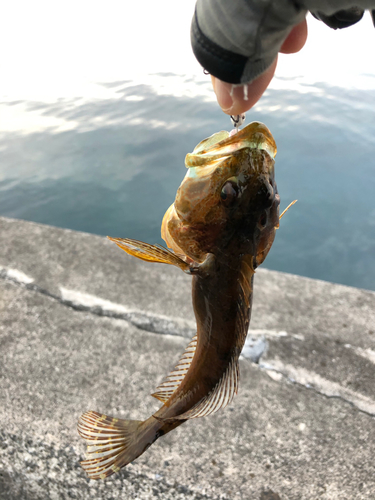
xmin=191 ymin=8 xmax=247 ymax=84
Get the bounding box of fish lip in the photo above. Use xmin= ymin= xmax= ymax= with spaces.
xmin=207 ymin=122 xmax=277 ymax=159
xmin=186 ymin=122 xmax=277 ymax=171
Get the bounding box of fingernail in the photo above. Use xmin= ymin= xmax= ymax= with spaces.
xmin=212 ymin=79 xmax=233 ymax=113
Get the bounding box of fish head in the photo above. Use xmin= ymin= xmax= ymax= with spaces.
xmin=161 ymin=122 xmax=280 ymax=264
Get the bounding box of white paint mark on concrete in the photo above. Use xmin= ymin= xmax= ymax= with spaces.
xmin=241 ymin=329 xmax=305 ymax=363
xmin=292 ymin=333 xmax=305 ymax=341
xmin=266 ymin=370 xmax=283 ymax=382
xmin=249 ymin=329 xmax=288 ymax=338
xmin=359 ymin=348 xmax=375 ymax=364
xmin=241 ymin=336 xmax=267 ymax=362
xmin=344 ymin=343 xmax=375 ymax=365
xmin=59 ymin=287 xmax=196 ymax=337
xmin=60 ymin=287 xmax=129 ymax=314
xmin=1 ymin=267 xmax=34 ymax=284
xmin=261 ymin=359 xmax=375 ymax=416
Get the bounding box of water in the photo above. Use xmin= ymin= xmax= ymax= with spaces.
xmin=1 ymin=4 xmax=375 ymax=291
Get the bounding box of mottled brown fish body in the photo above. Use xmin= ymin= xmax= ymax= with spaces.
xmin=77 ymin=122 xmax=280 ymax=479
xmin=154 ymin=258 xmax=254 ymax=421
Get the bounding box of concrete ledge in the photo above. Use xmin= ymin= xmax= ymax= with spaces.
xmin=1 ymin=216 xmax=374 ymax=499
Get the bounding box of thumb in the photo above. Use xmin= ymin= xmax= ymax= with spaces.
xmin=211 ymin=18 xmax=307 ymax=116
xmin=211 ymin=58 xmax=277 ymax=116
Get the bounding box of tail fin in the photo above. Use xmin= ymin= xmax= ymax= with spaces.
xmin=77 ymin=411 xmax=150 ymax=479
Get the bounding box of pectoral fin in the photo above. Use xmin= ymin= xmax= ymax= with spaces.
xmin=108 ymin=237 xmax=191 ymax=273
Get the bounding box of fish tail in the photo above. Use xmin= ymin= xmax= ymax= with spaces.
xmin=77 ymin=411 xmax=160 ymax=479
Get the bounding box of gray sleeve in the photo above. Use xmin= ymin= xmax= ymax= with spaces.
xmin=191 ymin=0 xmax=375 ymax=85
xmin=303 ymin=0 xmax=375 ymax=14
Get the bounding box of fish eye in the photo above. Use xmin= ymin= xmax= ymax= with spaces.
xmin=220 ymin=181 xmax=239 ymax=206
xmin=258 ymin=211 xmax=267 ymax=229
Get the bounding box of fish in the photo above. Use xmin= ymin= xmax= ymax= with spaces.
xmin=77 ymin=121 xmax=282 ymax=480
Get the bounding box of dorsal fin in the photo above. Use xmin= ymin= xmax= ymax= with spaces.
xmin=151 ymin=335 xmax=197 ymax=403
xmin=171 ymin=356 xmax=239 ymax=419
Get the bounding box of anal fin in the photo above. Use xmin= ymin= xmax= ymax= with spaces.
xmin=172 ymin=357 xmax=239 ymax=420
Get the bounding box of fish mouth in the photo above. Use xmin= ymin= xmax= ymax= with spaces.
xmin=185 ymin=122 xmax=277 ymax=170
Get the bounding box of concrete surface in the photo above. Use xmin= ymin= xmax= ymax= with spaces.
xmin=0 ymin=216 xmax=374 ymax=499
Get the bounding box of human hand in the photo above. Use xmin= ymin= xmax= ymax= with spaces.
xmin=211 ymin=19 xmax=308 ymax=116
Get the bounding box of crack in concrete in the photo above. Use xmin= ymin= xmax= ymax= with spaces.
xmin=259 ymin=362 xmax=375 ymax=418
xmin=0 ymin=267 xmax=195 ymax=338
xmin=2 ymin=265 xmax=374 ymax=419
xmin=0 ymin=267 xmax=284 ymax=363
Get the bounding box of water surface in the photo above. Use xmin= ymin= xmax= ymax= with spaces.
xmin=1 ymin=76 xmax=375 ymax=291
xmin=1 ymin=5 xmax=375 ymax=291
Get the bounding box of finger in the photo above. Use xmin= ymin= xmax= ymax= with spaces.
xmin=280 ymin=18 xmax=308 ymax=54
xmin=211 ymin=17 xmax=307 ymax=116
xmin=211 ymin=57 xmax=278 ymax=116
